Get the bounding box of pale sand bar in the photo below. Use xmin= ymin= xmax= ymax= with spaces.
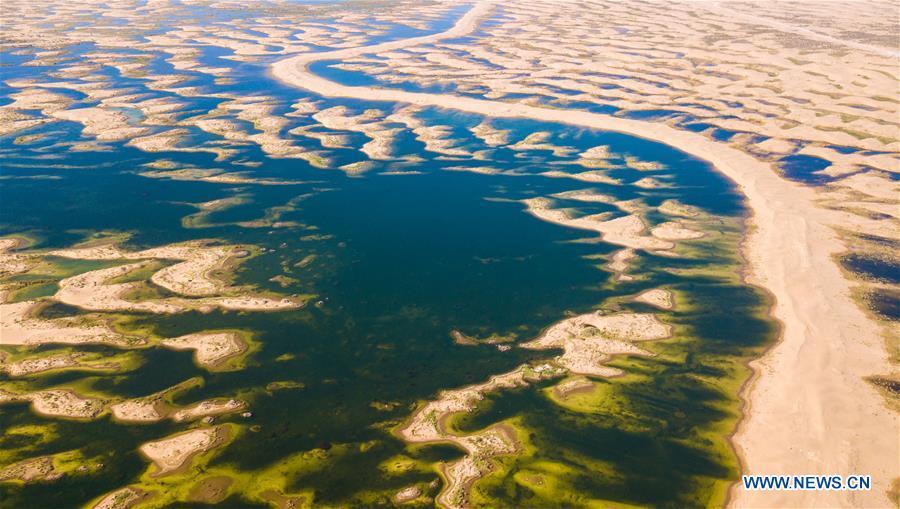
xmin=139 ymin=426 xmax=224 ymax=476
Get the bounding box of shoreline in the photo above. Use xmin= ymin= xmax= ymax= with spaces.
xmin=270 ymin=2 xmax=897 ymax=507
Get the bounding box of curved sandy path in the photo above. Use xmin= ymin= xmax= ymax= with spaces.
xmin=271 ymin=3 xmax=898 ymax=507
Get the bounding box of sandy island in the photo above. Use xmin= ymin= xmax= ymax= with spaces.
xmin=90 ymin=487 xmax=145 ymax=509
xmin=397 ymin=365 xmax=554 ymax=509
xmin=0 ymin=300 xmax=139 ymax=348
xmin=110 ymin=378 xmax=246 ymax=423
xmin=0 ymin=388 xmax=106 ymax=420
xmin=138 ymin=426 xmax=226 ymax=476
xmin=159 ymin=331 xmax=249 ymax=371
xmin=521 ymin=311 xmax=671 ymax=377
xmin=634 ymin=289 xmax=674 ymax=310
xmin=397 ymin=309 xmax=671 ymax=507
xmin=49 ymin=241 xmax=305 ymax=312
xmin=271 ymin=2 xmax=899 ymax=506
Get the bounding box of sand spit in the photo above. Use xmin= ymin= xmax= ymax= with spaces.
xmin=521 ymin=312 xmax=671 ymax=377
xmin=550 ymin=189 xmax=617 ymax=204
xmin=159 ymin=332 xmax=248 ymax=370
xmin=91 ymin=487 xmax=145 ymax=509
xmin=634 ymin=289 xmax=674 ymax=310
xmin=658 ymin=200 xmax=700 ymax=218
xmin=49 ymin=241 xmax=304 ymax=311
xmin=552 ymin=376 xmax=595 ymax=400
xmin=510 ymin=131 xmax=575 ymax=157
xmin=398 ymin=365 xmax=558 ymax=509
xmin=111 ymin=385 xmax=245 ymax=424
xmin=540 ymin=169 xmax=620 ymax=186
xmin=311 ymin=106 xmax=402 ymax=162
xmin=56 ymin=261 xmax=183 ymax=313
xmin=521 ymin=197 xmax=673 ymax=251
xmin=0 ymin=389 xmax=105 ymax=420
xmin=393 ymin=486 xmax=422 ymax=504
xmin=0 ymin=300 xmax=137 ymax=348
xmin=0 ymin=456 xmax=57 ymax=483
xmin=109 ymin=378 xmax=198 ymax=423
xmin=139 ymin=426 xmax=224 ymax=476
xmin=272 ymin=3 xmax=899 ymax=504
xmin=51 ymin=107 xmax=149 ymax=141
xmin=0 ymin=351 xmax=119 ymax=377
xmin=110 ymin=398 xmax=168 ymax=423
xmin=138 ymin=168 xmax=300 ymax=186
xmin=1 ymin=354 xmax=81 ymax=377
xmin=171 ymin=399 xmax=245 ymax=422
xmin=387 ymin=107 xmax=472 ymax=157
xmin=469 ymin=121 xmax=509 ymax=146
xmin=437 ymin=425 xmax=518 ymax=509
xmin=0 ymin=237 xmax=37 ymax=277
xmin=133 ymin=244 xmax=242 ymax=297
xmin=650 ymin=221 xmax=705 ymax=241
xmin=608 ymin=248 xmax=636 ymax=281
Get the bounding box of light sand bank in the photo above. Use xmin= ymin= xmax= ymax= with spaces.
xmin=0 ymin=388 xmax=105 ymax=419
xmin=49 ymin=241 xmax=304 ymax=311
xmin=1 ymin=300 xmax=138 ymax=348
xmin=521 ymin=312 xmax=671 ymax=377
xmin=90 ymin=487 xmax=145 ymax=509
xmin=159 ymin=332 xmax=248 ymax=370
xmin=397 ymin=365 xmax=556 ymax=509
xmin=139 ymin=426 xmax=224 ymax=476
xmin=634 ymin=289 xmax=674 ymax=310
